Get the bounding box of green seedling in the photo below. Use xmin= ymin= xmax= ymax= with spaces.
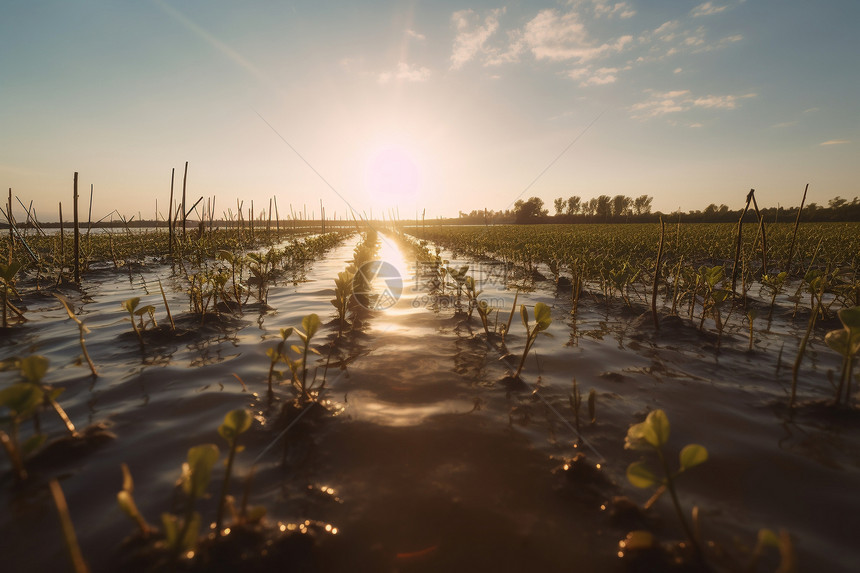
xmin=745 ymin=309 xmax=758 ymax=351
xmin=266 ymin=327 xmax=294 ymax=399
xmin=824 ymin=306 xmax=860 ymax=406
xmin=217 ymin=249 xmax=244 ymax=305
xmin=0 ymin=383 xmax=45 ymax=481
xmin=625 ymin=409 xmax=708 ymax=562
xmin=501 ymin=289 xmax=519 ymax=343
xmin=215 ymin=409 xmax=253 ymax=532
xmin=121 ymin=297 xmax=156 ymax=345
xmin=513 ymin=302 xmax=552 ymax=379
xmin=760 ymin=271 xmax=788 ymax=324
xmin=446 ymin=265 xmax=470 ymax=311
xmin=0 ymin=260 xmax=23 ymax=328
xmin=331 ymin=269 xmax=354 ymax=332
xmin=5 ymin=355 xmax=77 ymax=436
xmin=289 ymin=313 xmax=322 ymax=401
xmin=55 ymin=295 xmax=98 ymax=377
xmin=117 ymin=463 xmax=153 ymax=537
xmin=165 ymin=444 xmax=220 ymax=555
xmin=476 ymin=300 xmax=493 ymax=339
xmin=246 ymin=251 xmax=273 ymax=304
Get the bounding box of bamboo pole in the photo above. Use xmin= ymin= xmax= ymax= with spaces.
xmin=6 ymin=189 xmax=12 ymax=263
xmin=181 ymin=161 xmax=188 ymax=242
xmin=168 ymin=168 xmax=175 ymax=257
xmin=73 ymin=173 xmax=80 ymax=284
xmin=785 ymin=184 xmax=809 ymax=274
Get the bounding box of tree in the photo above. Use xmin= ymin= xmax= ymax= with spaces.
xmin=612 ymin=195 xmax=632 ymax=218
xmin=553 ymin=197 xmax=565 ymax=216
xmin=596 ymin=195 xmax=612 ymax=218
xmin=829 ymin=196 xmax=848 ymax=209
xmin=567 ymin=196 xmax=581 ymax=215
xmin=513 ymin=197 xmax=548 ymax=223
xmin=633 ymin=195 xmax=653 ymax=215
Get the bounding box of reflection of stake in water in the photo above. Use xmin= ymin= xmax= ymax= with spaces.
xmin=353 ymin=261 xmax=402 ymax=311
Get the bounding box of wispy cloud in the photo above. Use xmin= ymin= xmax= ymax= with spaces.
xmin=820 ymin=139 xmax=850 ymax=146
xmin=378 ymin=62 xmax=431 ymax=84
xmin=450 ymin=9 xmax=503 ymax=70
xmin=586 ymin=0 xmax=637 ymax=19
xmin=567 ymin=65 xmax=622 ymax=86
xmin=523 ymin=9 xmax=632 ymax=63
xmin=631 ymin=89 xmax=756 ymax=119
xmin=690 ymin=2 xmax=729 ymax=17
xmin=405 ymin=29 xmax=425 ymax=41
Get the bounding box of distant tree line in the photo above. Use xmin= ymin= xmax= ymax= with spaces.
xmin=455 ymin=194 xmax=860 ymax=224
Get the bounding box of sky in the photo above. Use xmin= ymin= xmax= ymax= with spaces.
xmin=1 ymin=0 xmax=858 ymax=222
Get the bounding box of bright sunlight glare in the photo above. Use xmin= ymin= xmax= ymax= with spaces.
xmin=363 ymin=145 xmax=421 ymax=207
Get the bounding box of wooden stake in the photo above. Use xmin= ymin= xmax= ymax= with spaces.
xmin=73 ymin=173 xmax=80 ymax=284
xmin=785 ymin=184 xmax=809 ymax=274
xmin=181 ymin=161 xmax=188 ymax=241
xmin=168 ymin=168 xmax=175 ymax=257
xmin=653 ymin=217 xmax=665 ymax=329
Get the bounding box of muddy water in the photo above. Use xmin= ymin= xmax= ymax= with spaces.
xmin=1 ymin=232 xmax=858 ymax=572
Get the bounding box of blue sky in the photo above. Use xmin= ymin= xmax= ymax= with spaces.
xmin=1 ymin=0 xmax=857 ymax=221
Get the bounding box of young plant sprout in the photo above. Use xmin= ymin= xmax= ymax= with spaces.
xmin=0 ymin=382 xmax=45 ymax=481
xmin=0 ymin=261 xmax=23 ymax=328
xmin=117 ymin=463 xmax=153 ymax=537
xmin=165 ymin=444 xmax=220 ymax=556
xmin=290 ymin=313 xmax=322 ymax=401
xmin=215 ymin=409 xmax=253 ymax=532
xmin=825 ymin=306 xmax=860 ymax=406
xmin=331 ymin=269 xmax=354 ymax=333
xmin=625 ymin=409 xmax=708 ymax=563
xmin=513 ymin=302 xmax=552 ymax=379
xmin=121 ymin=297 xmax=156 ymax=346
xmin=55 ymin=294 xmax=98 ymax=377
xmin=266 ymin=327 xmax=294 ymax=399
xmin=476 ymin=299 xmax=493 ymax=339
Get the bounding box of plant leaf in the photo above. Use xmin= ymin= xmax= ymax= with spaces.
xmin=534 ymin=302 xmax=552 ymax=331
xmin=679 ymin=443 xmax=708 ymax=470
xmin=183 ymin=444 xmax=219 ymax=498
xmin=644 ymin=409 xmax=670 ymax=447
xmin=302 ymin=313 xmax=320 ymax=339
xmin=218 ymin=409 xmax=252 ymax=441
xmin=19 ymin=355 xmax=49 ymax=383
xmin=825 ymin=329 xmax=849 ymax=356
xmin=0 ymin=383 xmax=44 ymax=416
xmin=122 ymin=297 xmax=140 ymax=313
xmin=838 ymin=306 xmax=860 ymax=330
xmin=627 ymin=461 xmax=658 ymax=488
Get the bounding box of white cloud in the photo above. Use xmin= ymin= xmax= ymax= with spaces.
xmin=820 ymin=139 xmax=851 ymax=146
xmin=450 ymin=9 xmax=503 ymax=70
xmin=691 ymin=2 xmax=728 ymax=17
xmin=693 ymin=92 xmax=756 ymax=109
xmin=673 ymin=67 xmax=683 ymax=74
xmin=581 ymin=67 xmax=619 ymax=85
xmin=588 ymin=1 xmax=637 ymax=19
xmin=406 ymin=29 xmax=426 ymax=41
xmin=631 ymin=89 xmax=755 ymax=119
xmin=522 ymin=9 xmax=632 ymax=63
xmin=378 ymin=62 xmax=431 ymax=84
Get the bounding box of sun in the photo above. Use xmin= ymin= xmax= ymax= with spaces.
xmin=363 ymin=144 xmax=421 ymax=206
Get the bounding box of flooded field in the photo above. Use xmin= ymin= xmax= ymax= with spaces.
xmin=1 ymin=226 xmax=859 ymax=573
